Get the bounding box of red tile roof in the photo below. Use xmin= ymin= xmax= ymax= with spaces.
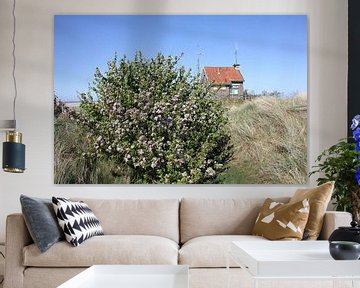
xmin=203 ymin=67 xmax=244 ymax=84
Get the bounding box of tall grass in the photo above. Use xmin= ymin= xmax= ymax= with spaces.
xmin=221 ymin=95 xmax=307 ymax=184
xmin=54 ymin=116 xmax=131 ymax=184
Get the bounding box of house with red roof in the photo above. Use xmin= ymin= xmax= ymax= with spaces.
xmin=202 ymin=65 xmax=245 ymax=99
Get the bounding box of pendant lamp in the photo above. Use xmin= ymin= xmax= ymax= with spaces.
xmin=1 ymin=0 xmax=26 ymax=173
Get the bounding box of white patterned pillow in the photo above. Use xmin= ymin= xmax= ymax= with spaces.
xmin=52 ymin=197 xmax=104 ymax=246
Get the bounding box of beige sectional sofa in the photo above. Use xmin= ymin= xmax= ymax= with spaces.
xmin=4 ymin=198 xmax=352 ymax=288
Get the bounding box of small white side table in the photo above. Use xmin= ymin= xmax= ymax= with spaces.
xmin=228 ymin=240 xmax=360 ymax=288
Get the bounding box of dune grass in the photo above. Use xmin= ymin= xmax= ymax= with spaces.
xmin=220 ymin=95 xmax=307 ymax=184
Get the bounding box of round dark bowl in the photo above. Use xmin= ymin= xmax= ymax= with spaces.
xmin=329 ymin=241 xmax=360 ymax=260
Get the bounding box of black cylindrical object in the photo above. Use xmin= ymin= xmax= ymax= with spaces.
xmin=2 ymin=131 xmax=25 ymax=173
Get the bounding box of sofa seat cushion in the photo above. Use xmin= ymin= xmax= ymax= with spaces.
xmin=23 ymin=235 xmax=179 ymax=267
xmin=179 ymin=235 xmax=267 ymax=268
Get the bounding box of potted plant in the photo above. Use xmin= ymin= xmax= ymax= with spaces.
xmin=310 ymin=115 xmax=360 ymax=222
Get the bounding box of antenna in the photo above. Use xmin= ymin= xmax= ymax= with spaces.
xmin=233 ymin=42 xmax=240 ymax=69
xmin=196 ymin=45 xmax=203 ymax=74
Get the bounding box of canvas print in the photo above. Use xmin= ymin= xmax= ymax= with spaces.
xmin=54 ymin=15 xmax=307 ymax=184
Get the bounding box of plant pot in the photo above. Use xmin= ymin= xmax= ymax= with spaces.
xmin=329 ymin=221 xmax=360 ymax=244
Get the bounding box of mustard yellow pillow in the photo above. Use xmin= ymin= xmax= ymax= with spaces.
xmin=289 ymin=181 xmax=334 ymax=240
xmin=252 ymin=198 xmax=310 ymax=240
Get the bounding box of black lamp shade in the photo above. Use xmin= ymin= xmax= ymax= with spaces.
xmin=3 ymin=141 xmax=25 ymax=173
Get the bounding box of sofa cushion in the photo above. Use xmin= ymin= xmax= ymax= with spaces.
xmin=290 ymin=181 xmax=334 ymax=240
xmin=179 ymin=235 xmax=267 ymax=268
xmin=20 ymin=195 xmax=64 ymax=253
xmin=52 ymin=197 xmax=104 ymax=247
xmin=23 ymin=235 xmax=178 ymax=267
xmin=252 ymin=198 xmax=310 ymax=240
xmin=72 ymin=198 xmax=179 ymax=243
xmin=180 ymin=198 xmax=289 ymax=243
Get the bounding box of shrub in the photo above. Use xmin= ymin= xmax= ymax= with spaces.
xmin=77 ymin=52 xmax=233 ymax=184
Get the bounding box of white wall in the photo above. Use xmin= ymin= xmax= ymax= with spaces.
xmin=0 ymin=0 xmax=348 ymax=242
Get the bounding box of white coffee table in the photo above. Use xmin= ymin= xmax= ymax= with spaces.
xmin=57 ymin=265 xmax=189 ymax=288
xmin=228 ymin=241 xmax=360 ymax=288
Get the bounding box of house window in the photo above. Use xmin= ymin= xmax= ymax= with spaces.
xmin=230 ymin=84 xmax=240 ymax=96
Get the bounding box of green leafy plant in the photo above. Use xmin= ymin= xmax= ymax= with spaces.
xmin=77 ymin=52 xmax=233 ymax=184
xmin=310 ymin=116 xmax=360 ymax=221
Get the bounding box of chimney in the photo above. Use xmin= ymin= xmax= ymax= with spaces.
xmin=233 ymin=63 xmax=240 ymax=70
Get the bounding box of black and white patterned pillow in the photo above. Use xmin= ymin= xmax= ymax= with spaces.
xmin=52 ymin=197 xmax=104 ymax=247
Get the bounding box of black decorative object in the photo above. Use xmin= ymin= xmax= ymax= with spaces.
xmin=329 ymin=241 xmax=360 ymax=260
xmin=328 ymin=221 xmax=360 ymax=244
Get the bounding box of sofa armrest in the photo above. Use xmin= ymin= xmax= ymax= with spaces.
xmin=4 ymin=213 xmax=33 ymax=288
xmin=318 ymin=211 xmax=352 ymax=240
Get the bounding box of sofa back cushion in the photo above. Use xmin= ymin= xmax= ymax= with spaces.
xmin=180 ymin=198 xmax=289 ymax=243
xmin=72 ymin=198 xmax=179 ymax=243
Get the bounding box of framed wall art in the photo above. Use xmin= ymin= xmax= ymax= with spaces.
xmin=54 ymin=15 xmax=307 ymax=184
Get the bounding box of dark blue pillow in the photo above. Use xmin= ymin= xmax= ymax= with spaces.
xmin=20 ymin=195 xmax=64 ymax=253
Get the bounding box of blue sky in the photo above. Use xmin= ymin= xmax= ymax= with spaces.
xmin=54 ymin=15 xmax=307 ymax=101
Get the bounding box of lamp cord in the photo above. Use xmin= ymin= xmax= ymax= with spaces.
xmin=11 ymin=0 xmax=17 ymax=129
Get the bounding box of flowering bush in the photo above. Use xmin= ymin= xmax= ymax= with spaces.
xmin=76 ymin=52 xmax=233 ymax=183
